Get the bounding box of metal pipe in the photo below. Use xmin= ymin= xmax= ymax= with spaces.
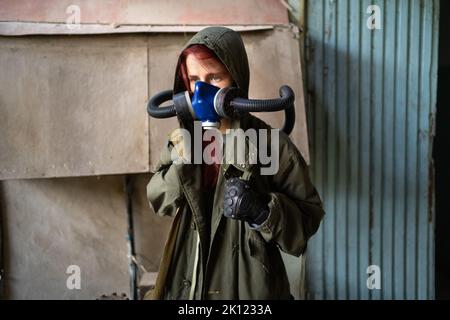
xmin=124 ymin=175 xmax=138 ymax=300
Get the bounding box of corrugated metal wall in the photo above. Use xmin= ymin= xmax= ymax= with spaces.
xmin=300 ymin=0 xmax=439 ymax=299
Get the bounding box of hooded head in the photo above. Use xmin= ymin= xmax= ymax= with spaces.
xmin=173 ymin=27 xmax=250 ymax=98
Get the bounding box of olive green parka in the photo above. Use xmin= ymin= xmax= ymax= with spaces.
xmin=146 ymin=26 xmax=325 ymax=300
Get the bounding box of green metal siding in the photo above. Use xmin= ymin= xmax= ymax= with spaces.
xmin=298 ymin=0 xmax=439 ymax=299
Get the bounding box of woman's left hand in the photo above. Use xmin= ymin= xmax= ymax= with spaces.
xmin=223 ymin=177 xmax=270 ymax=227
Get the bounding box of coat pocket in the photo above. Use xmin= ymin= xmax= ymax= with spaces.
xmin=248 ymin=230 xmax=271 ymax=274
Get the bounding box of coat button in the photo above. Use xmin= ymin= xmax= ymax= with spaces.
xmin=183 ymin=280 xmax=191 ymax=287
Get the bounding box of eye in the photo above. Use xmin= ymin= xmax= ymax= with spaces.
xmin=210 ymin=75 xmax=222 ymax=82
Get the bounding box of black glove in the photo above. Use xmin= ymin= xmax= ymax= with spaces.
xmin=223 ymin=178 xmax=270 ymax=226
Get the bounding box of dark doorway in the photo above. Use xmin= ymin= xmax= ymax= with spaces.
xmin=435 ymin=0 xmax=450 ymax=300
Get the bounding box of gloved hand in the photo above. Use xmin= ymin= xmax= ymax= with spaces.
xmin=223 ymin=177 xmax=270 ymax=226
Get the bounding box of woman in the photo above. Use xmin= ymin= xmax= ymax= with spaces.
xmin=146 ymin=26 xmax=325 ymax=300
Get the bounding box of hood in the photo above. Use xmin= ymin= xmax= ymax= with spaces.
xmin=173 ymin=26 xmax=250 ymax=97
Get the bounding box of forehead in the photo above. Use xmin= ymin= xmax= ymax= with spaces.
xmin=185 ymin=54 xmax=227 ymax=75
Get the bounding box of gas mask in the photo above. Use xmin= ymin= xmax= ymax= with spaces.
xmin=147 ymin=81 xmax=296 ymax=134
xmin=190 ymin=81 xmax=222 ymax=129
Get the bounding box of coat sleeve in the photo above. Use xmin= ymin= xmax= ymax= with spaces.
xmin=146 ymin=141 xmax=184 ymax=217
xmin=254 ymin=136 xmax=325 ymax=257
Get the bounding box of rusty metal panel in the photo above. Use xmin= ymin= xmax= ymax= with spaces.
xmin=0 ymin=35 xmax=149 ymax=180
xmin=0 ymin=0 xmax=288 ymax=27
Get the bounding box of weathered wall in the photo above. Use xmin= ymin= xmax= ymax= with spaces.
xmin=0 ymin=0 xmax=288 ymax=26
xmin=0 ymin=173 xmax=174 ymax=300
xmin=1 ymin=176 xmax=132 ymax=299
xmin=0 ymin=35 xmax=150 ymax=180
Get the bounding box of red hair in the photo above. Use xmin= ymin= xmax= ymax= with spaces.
xmin=179 ymin=44 xmax=222 ymax=93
